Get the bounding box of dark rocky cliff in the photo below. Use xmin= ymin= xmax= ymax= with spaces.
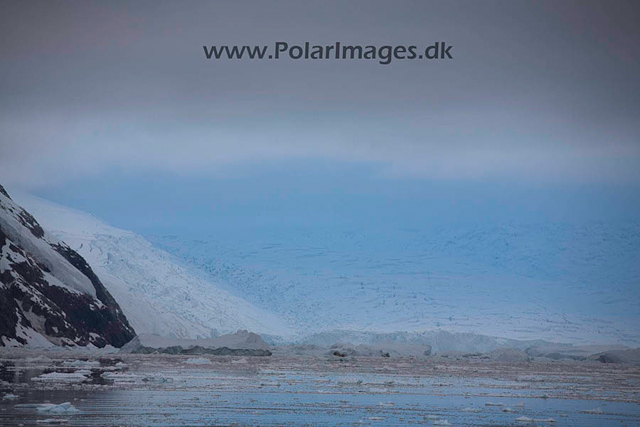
xmin=0 ymin=184 xmax=135 ymax=347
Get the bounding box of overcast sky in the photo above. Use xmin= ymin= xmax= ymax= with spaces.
xmin=1 ymin=0 xmax=639 ymax=190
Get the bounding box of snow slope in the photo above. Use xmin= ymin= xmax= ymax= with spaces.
xmin=11 ymin=192 xmax=291 ymax=339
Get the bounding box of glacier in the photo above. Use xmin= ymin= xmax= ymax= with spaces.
xmin=10 ymin=191 xmax=291 ymax=340
xmin=146 ymin=222 xmax=640 ymax=345
xmin=10 ymin=190 xmax=640 ymax=347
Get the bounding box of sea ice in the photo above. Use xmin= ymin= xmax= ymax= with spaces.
xmin=62 ymin=360 xmax=100 ymax=368
xmin=581 ymin=407 xmax=604 ymax=414
xmin=15 ymin=402 xmax=80 ymax=413
xmin=32 ymin=370 xmax=90 ymax=383
xmin=516 ymin=416 xmax=556 ymax=423
xmin=185 ymin=357 xmax=212 ymax=365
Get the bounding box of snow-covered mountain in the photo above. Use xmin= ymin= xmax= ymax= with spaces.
xmin=0 ymin=185 xmax=134 ymax=347
xmin=10 ymin=191 xmax=291 ymax=340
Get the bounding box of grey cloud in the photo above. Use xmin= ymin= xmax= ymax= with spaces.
xmin=1 ymin=0 xmax=639 ymax=187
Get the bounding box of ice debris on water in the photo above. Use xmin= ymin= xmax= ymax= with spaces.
xmin=185 ymin=357 xmax=211 ymax=365
xmin=581 ymin=407 xmax=604 ymax=414
xmin=516 ymin=416 xmax=556 ymax=423
xmin=15 ymin=402 xmax=80 ymax=413
xmin=101 ymin=372 xmax=137 ymax=383
xmin=32 ymin=370 xmax=90 ymax=383
xmin=62 ymin=360 xmax=100 ymax=368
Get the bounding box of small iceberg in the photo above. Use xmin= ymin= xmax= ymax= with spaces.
xmin=15 ymin=402 xmax=80 ymax=414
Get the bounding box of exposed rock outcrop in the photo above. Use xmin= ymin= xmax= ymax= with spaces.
xmin=0 ymin=184 xmax=135 ymax=347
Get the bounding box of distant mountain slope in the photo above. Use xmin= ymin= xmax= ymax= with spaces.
xmin=11 ymin=191 xmax=291 ymax=339
xmin=0 ymin=185 xmax=134 ymax=347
